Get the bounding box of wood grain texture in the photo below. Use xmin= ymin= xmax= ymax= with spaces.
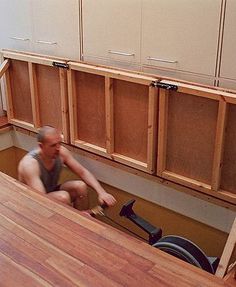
xmin=147 ymin=86 xmax=158 ymax=173
xmin=74 ymin=71 xmax=106 ymax=148
xmin=216 ymin=217 xmax=236 ymax=278
xmin=105 ymin=77 xmax=114 ymax=154
xmin=28 ymin=62 xmax=40 ymax=128
xmin=211 ymin=100 xmax=228 ymax=191
xmin=0 ymin=116 xmax=9 ymax=128
xmin=221 ymin=104 xmax=236 ymax=194
xmin=9 ymin=59 xmax=33 ymax=123
xmin=157 ymin=89 xmax=169 ymax=176
xmin=166 ymin=91 xmax=218 ymax=184
xmin=113 ymin=80 xmax=149 ymax=163
xmin=0 ymin=59 xmax=10 ymax=79
xmin=35 ymin=64 xmax=62 ymax=130
xmin=0 ymin=171 xmax=230 ymax=287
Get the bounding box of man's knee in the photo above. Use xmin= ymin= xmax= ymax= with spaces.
xmin=74 ymin=181 xmax=88 ymax=197
xmin=49 ymin=190 xmax=71 ymax=205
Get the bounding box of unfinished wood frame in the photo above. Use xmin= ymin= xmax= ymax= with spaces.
xmin=157 ymin=80 xmax=236 ymax=204
xmin=216 ymin=217 xmax=236 ymax=278
xmin=67 ymin=62 xmax=158 ymax=172
xmin=0 ymin=59 xmax=10 ymax=79
xmin=2 ymin=50 xmax=69 ymax=142
xmin=3 ymin=50 xmax=236 ymax=204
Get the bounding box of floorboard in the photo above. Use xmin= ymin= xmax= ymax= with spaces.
xmin=0 ymin=171 xmax=232 ymax=286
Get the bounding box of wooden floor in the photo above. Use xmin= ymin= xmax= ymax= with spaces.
xmin=0 ymin=171 xmax=232 ymax=287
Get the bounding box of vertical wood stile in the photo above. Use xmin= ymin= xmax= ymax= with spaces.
xmin=216 ymin=217 xmax=236 ymax=278
xmin=147 ymin=85 xmax=158 ymax=173
xmin=105 ymin=77 xmax=114 ymax=154
xmin=211 ymin=100 xmax=228 ymax=191
xmin=28 ymin=62 xmax=40 ymax=129
xmin=157 ymin=89 xmax=169 ymax=176
xmin=0 ymin=59 xmax=10 ymax=79
xmin=67 ymin=68 xmax=78 ymax=144
xmin=4 ymin=67 xmax=14 ymax=120
xmin=59 ymin=68 xmax=69 ymax=143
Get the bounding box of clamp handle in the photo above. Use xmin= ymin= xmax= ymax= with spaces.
xmin=120 ymin=199 xmax=162 ymax=245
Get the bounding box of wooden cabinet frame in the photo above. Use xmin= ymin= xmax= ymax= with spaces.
xmin=157 ymin=80 xmax=236 ymax=204
xmin=2 ymin=50 xmax=69 ymax=142
xmin=67 ymin=61 xmax=158 ymax=173
xmin=216 ymin=217 xmax=236 ymax=278
xmin=1 ymin=50 xmax=236 ymax=205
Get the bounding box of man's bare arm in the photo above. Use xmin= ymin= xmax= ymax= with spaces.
xmin=18 ymin=157 xmax=46 ymax=194
xmin=61 ymin=146 xmax=116 ymax=206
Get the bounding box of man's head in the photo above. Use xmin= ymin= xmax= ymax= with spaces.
xmin=37 ymin=126 xmax=62 ymax=159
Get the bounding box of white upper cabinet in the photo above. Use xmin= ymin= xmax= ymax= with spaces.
xmin=0 ymin=0 xmax=32 ymax=52
xmin=219 ymin=0 xmax=236 ymax=80
xmin=32 ymin=0 xmax=80 ymax=60
xmin=141 ymin=0 xmax=221 ymax=76
xmin=0 ymin=0 xmax=80 ymax=60
xmin=82 ymin=0 xmax=142 ymax=65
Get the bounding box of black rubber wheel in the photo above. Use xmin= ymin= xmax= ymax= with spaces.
xmin=152 ymin=235 xmax=214 ymax=274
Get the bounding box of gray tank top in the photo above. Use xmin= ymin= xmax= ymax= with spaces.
xmin=29 ymin=149 xmax=62 ymax=193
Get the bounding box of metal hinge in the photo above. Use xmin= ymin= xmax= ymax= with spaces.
xmin=151 ymin=81 xmax=178 ymax=91
xmin=52 ymin=62 xmax=69 ymax=69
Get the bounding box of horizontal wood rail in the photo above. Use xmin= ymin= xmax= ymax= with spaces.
xmin=1 ymin=50 xmax=236 ymax=206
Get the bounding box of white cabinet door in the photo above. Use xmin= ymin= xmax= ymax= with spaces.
xmin=0 ymin=0 xmax=32 ymax=52
xmin=82 ymin=0 xmax=141 ymax=64
xmin=220 ymin=0 xmax=236 ymax=80
xmin=32 ymin=0 xmax=80 ymax=60
xmin=141 ymin=0 xmax=221 ymax=76
xmin=219 ymin=79 xmax=236 ymax=91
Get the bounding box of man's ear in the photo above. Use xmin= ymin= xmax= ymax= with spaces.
xmin=38 ymin=142 xmax=43 ymax=149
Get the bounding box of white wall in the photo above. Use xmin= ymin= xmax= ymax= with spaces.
xmin=0 ymin=129 xmax=13 ymax=150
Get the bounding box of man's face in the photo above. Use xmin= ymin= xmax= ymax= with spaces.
xmin=40 ymin=132 xmax=62 ymax=159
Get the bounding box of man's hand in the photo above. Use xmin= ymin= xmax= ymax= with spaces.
xmin=98 ymin=192 xmax=117 ymax=207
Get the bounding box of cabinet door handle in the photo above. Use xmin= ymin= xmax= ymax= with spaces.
xmin=108 ymin=50 xmax=135 ymax=57
xmin=10 ymin=37 xmax=30 ymax=41
xmin=147 ymin=56 xmax=178 ymax=64
xmin=36 ymin=40 xmax=57 ymax=45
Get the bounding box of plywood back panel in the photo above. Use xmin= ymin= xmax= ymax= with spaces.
xmin=166 ymin=91 xmax=218 ymax=184
xmin=9 ymin=60 xmax=33 ymax=123
xmin=36 ymin=64 xmax=62 ymax=131
xmin=74 ymin=71 xmax=106 ymax=148
xmin=221 ymin=104 xmax=236 ymax=194
xmin=113 ymin=80 xmax=149 ymax=163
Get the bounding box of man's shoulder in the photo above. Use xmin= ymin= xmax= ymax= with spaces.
xmin=18 ymin=152 xmax=40 ymax=182
xmin=19 ymin=152 xmax=38 ymax=170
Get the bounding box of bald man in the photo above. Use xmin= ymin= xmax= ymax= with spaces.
xmin=18 ymin=126 xmax=116 ymax=210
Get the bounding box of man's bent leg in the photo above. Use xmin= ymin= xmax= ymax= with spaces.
xmin=59 ymin=180 xmax=89 ymax=210
xmin=47 ymin=190 xmax=72 ymax=205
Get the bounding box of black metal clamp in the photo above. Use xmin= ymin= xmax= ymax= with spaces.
xmin=52 ymin=62 xmax=69 ymax=69
xmin=151 ymin=81 xmax=178 ymax=91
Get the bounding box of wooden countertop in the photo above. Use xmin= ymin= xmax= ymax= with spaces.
xmin=0 ymin=171 xmax=232 ymax=287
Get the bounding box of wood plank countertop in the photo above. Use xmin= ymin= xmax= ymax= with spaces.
xmin=0 ymin=171 xmax=232 ymax=287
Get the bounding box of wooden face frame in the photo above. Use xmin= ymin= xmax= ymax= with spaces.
xmin=157 ymin=80 xmax=236 ymax=204
xmin=1 ymin=50 xmax=236 ymax=205
xmin=67 ymin=61 xmax=158 ymax=173
xmin=2 ymin=50 xmax=69 ymax=142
